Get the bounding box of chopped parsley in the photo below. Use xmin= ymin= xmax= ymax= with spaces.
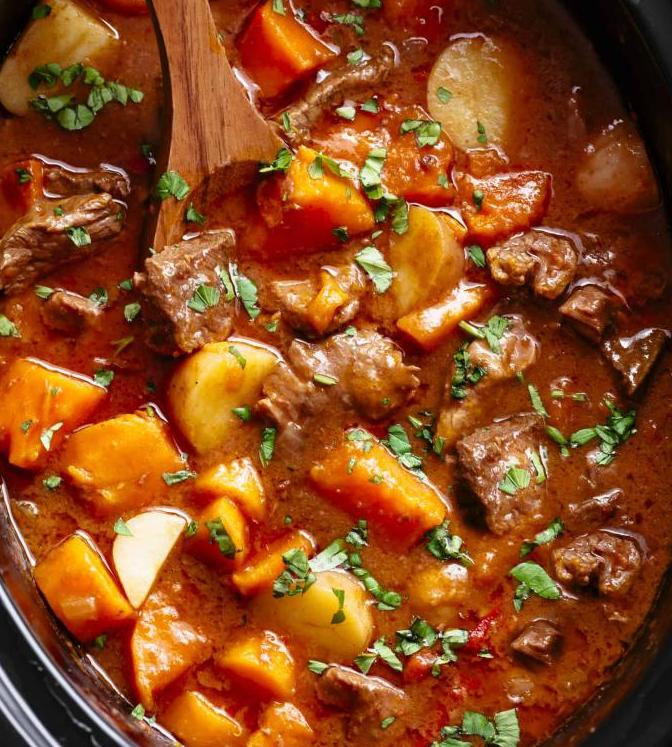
xmin=329 ymin=12 xmax=365 ymax=35
xmin=359 ymin=148 xmax=387 ymax=199
xmin=520 ymin=518 xmax=564 ymax=557
xmin=113 ymin=517 xmax=133 ymax=537
xmin=40 ymin=421 xmax=63 ymax=451
xmin=89 ymin=287 xmax=108 ymax=307
xmin=476 ymin=120 xmax=488 ymax=145
xmin=205 ymin=519 xmax=237 ymax=557
xmin=400 ymin=118 xmax=442 ymax=147
xmin=32 ymin=4 xmax=52 ymax=19
xmin=185 ymin=520 xmax=199 ymax=537
xmin=433 ymin=709 xmax=520 ymax=747
xmin=451 ymin=343 xmax=486 ymax=399
xmin=155 ymin=171 xmax=189 ymax=201
xmin=65 ymin=226 xmax=91 ymax=247
xmin=259 ymin=147 xmax=293 ymax=174
xmin=313 ymin=372 xmax=339 ymax=386
xmin=227 ymin=263 xmax=261 ymax=319
xmin=16 ymin=168 xmax=32 ymax=184
xmin=467 ymin=244 xmax=486 ymax=268
xmin=332 ymin=226 xmax=349 ymax=243
xmin=93 ymin=369 xmax=114 ymax=388
xmin=425 ymin=520 xmax=473 ymax=567
xmin=331 ymin=588 xmax=346 ymax=624
xmin=308 ymin=659 xmax=329 ymax=675
xmin=123 ymin=302 xmax=141 ymax=322
xmin=187 ymin=284 xmax=220 ymax=314
xmin=498 ymin=467 xmax=531 ymax=496
xmin=510 ymin=561 xmax=561 ymax=611
xmin=459 ymin=315 xmax=509 ymax=353
xmin=231 ymin=405 xmax=251 ymax=421
xmin=162 ymin=470 xmax=197 ymax=485
xmin=228 ymin=345 xmax=247 ymax=369
xmin=259 ymin=426 xmax=277 ymax=467
xmin=273 ymin=548 xmax=316 ymax=597
xmin=355 ymin=245 xmax=393 ymax=293
xmin=335 ymin=105 xmax=356 ymax=121
xmin=568 ymin=398 xmax=636 ymax=465
xmin=185 ymin=203 xmax=206 ymax=225
xmin=0 ymin=315 xmax=20 ymax=338
xmin=436 ymin=86 xmax=453 ymax=103
xmin=42 ymin=475 xmax=62 ymax=490
xmin=383 ymin=423 xmax=425 ymax=476
xmin=347 ymin=48 xmax=366 ymax=65
xmin=473 ymin=188 xmax=485 ymax=210
xmin=361 ymin=98 xmax=379 ymax=113
xmin=355 ymin=637 xmax=402 ymax=674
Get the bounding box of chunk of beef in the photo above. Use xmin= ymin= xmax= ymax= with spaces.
xmin=269 ymin=265 xmax=365 ymax=336
xmin=456 ymin=413 xmax=548 ymax=535
xmin=488 ymin=230 xmax=578 ymax=299
xmin=456 ymin=170 xmax=552 ymax=245
xmin=0 ymin=194 xmax=124 ymax=295
xmin=466 ymin=316 xmax=539 ymax=384
xmin=41 ymin=289 xmax=102 ymax=335
xmin=566 ymin=489 xmax=621 ymax=530
xmin=258 ymin=329 xmax=419 ymax=430
xmin=279 ymin=47 xmax=395 ymax=147
xmin=559 ymin=285 xmax=616 ymax=343
xmin=553 ymin=531 xmax=642 ymax=597
xmin=134 ymin=230 xmax=235 ymax=356
xmin=602 ymin=327 xmax=667 ymax=395
xmin=315 ymin=665 xmax=406 ymax=740
xmin=43 ymin=164 xmax=130 ymax=201
xmin=511 ymin=619 xmax=562 ymax=665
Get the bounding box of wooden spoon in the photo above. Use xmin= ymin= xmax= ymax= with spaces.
xmin=146 ymin=0 xmax=282 ymax=250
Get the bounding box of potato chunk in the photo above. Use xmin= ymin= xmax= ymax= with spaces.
xmin=254 ymin=570 xmax=373 ymax=660
xmin=168 ymin=340 xmax=280 ymax=453
xmin=61 ymin=411 xmax=183 ymax=515
xmin=427 ymin=36 xmax=524 ymax=151
xmin=0 ymin=357 xmax=106 ymax=470
xmin=232 ymin=531 xmax=316 ymax=597
xmin=162 ymin=691 xmax=245 ymax=747
xmin=194 ymin=458 xmax=266 ymax=521
xmin=389 ymin=206 xmax=465 ymax=315
xmin=248 ymin=702 xmax=313 ymax=747
xmin=0 ymin=0 xmax=118 ymax=115
xmin=408 ymin=563 xmax=470 ymax=624
xmin=310 ymin=433 xmax=447 ymax=545
xmin=34 ymin=533 xmax=134 ymax=642
xmin=188 ymin=497 xmax=249 ymax=570
xmin=131 ymin=591 xmax=210 ymax=710
xmin=112 ymin=510 xmax=187 ymax=609
xmin=576 ymin=123 xmax=659 ymax=213
xmin=215 ymin=630 xmax=295 ymax=699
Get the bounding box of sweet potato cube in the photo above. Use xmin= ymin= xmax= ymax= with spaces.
xmin=306 ymin=270 xmax=350 ymax=334
xmin=310 ymin=433 xmax=447 ymax=545
xmin=194 ymin=458 xmax=266 ymax=521
xmin=457 ymin=170 xmax=552 ymax=245
xmin=258 ymin=146 xmax=375 ymax=254
xmin=0 ymin=358 xmax=106 ymax=470
xmin=162 ymin=691 xmax=245 ymax=747
xmin=188 ymin=497 xmax=249 ymax=570
xmin=60 ymin=411 xmax=183 ymax=514
xmin=397 ymin=281 xmax=494 ymax=351
xmin=239 ymin=0 xmax=336 ymax=98
xmin=131 ymin=592 xmax=210 ymax=710
xmin=215 ymin=630 xmax=295 ymax=699
xmin=248 ymin=702 xmax=313 ymax=747
xmin=34 ymin=533 xmax=133 ymax=642
xmin=231 ymin=531 xmax=316 ymax=597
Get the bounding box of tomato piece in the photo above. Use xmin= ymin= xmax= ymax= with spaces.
xmin=464 ymin=608 xmax=501 ymax=653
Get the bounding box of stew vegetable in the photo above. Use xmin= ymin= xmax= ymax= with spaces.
xmin=0 ymin=0 xmax=671 ymax=745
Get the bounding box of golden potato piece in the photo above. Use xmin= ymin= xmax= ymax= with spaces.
xmin=162 ymin=691 xmax=245 ymax=747
xmin=427 ymin=36 xmax=524 ymax=151
xmin=389 ymin=205 xmax=465 ymax=315
xmin=0 ymin=0 xmax=118 ymax=115
xmin=254 ymin=570 xmax=373 ymax=660
xmin=168 ymin=339 xmax=280 ymax=453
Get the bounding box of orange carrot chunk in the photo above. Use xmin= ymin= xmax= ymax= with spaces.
xmin=239 ymin=0 xmax=336 ymax=98
xmin=231 ymin=531 xmax=316 ymax=597
xmin=60 ymin=411 xmax=183 ymax=515
xmin=162 ymin=691 xmax=246 ymax=747
xmin=34 ymin=533 xmax=134 ymax=642
xmin=194 ymin=457 xmax=266 ymax=521
xmin=214 ymin=630 xmax=295 ymax=699
xmin=310 ymin=432 xmax=448 ymax=545
xmin=306 ymin=270 xmax=351 ymax=334
xmin=0 ymin=358 xmax=106 ymax=470
xmin=130 ymin=592 xmax=210 ymax=710
xmin=397 ymin=281 xmax=494 ymax=351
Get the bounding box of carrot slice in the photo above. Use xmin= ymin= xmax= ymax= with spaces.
xmin=34 ymin=533 xmax=134 ymax=642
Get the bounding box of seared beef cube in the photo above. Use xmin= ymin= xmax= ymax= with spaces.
xmin=269 ymin=265 xmax=365 ymax=336
xmin=566 ymin=489 xmax=621 ymax=530
xmin=488 ymin=230 xmax=578 ymax=299
xmin=466 ymin=316 xmax=539 ymax=384
xmin=456 ymin=413 xmax=547 ymax=535
xmin=0 ymin=194 xmax=124 ymax=295
xmin=279 ymin=47 xmax=395 ymax=147
xmin=134 ymin=230 xmax=235 ymax=355
xmin=43 ymin=164 xmax=130 ymax=201
xmin=41 ymin=289 xmax=102 ymax=334
xmin=602 ymin=327 xmax=667 ymax=395
xmin=553 ymin=531 xmax=642 ymax=597
xmin=511 ymin=619 xmax=562 ymax=664
xmin=559 ymin=285 xmax=616 ymax=342
xmin=315 ymin=665 xmax=406 ymax=740
xmin=258 ymin=330 xmax=419 ymax=430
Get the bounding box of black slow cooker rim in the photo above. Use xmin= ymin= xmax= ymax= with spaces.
xmin=1 ymin=0 xmax=672 ymax=745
